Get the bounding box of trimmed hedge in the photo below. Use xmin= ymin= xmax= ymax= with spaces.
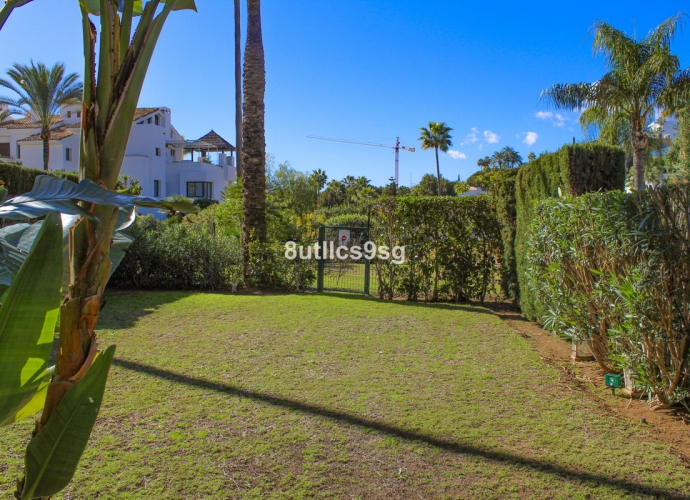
xmin=491 ymin=168 xmax=519 ymax=300
xmin=0 ymin=161 xmax=79 ymax=196
xmin=371 ymin=195 xmax=503 ymax=303
xmin=515 ymin=144 xmax=625 ymax=319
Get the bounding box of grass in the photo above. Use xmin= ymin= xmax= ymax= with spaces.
xmin=1 ymin=291 xmax=689 ymax=499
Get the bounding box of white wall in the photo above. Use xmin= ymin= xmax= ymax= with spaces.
xmin=166 ymin=161 xmax=231 ymax=200
xmin=20 ymin=141 xmax=66 ymax=171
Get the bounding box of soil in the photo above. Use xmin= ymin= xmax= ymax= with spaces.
xmin=483 ymin=301 xmax=690 ymax=466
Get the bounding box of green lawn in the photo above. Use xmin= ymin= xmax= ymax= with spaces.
xmin=1 ymin=292 xmax=689 ymax=499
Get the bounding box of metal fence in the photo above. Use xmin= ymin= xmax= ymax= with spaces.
xmin=317 ymin=226 xmax=371 ymax=294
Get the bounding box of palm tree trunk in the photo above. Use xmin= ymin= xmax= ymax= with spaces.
xmin=41 ymin=130 xmax=50 ymax=171
xmin=434 ymin=146 xmax=441 ymax=196
xmin=234 ymin=0 xmax=243 ymax=180
xmin=242 ymin=0 xmax=267 ymax=250
xmin=631 ymin=127 xmax=648 ymax=191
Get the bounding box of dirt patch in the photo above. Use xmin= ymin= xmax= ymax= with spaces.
xmin=484 ymin=301 xmax=690 ymax=465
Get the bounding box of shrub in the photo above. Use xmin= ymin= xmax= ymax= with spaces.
xmin=526 ymin=186 xmax=690 ymax=408
xmin=323 ymin=213 xmax=369 ymax=228
xmin=109 ymin=215 xmax=242 ymax=290
xmin=370 ymin=195 xmax=503 ymax=303
xmin=0 ymin=161 xmax=79 ymax=196
xmin=516 ymin=143 xmax=625 ymax=319
xmin=246 ymin=239 xmax=316 ymax=291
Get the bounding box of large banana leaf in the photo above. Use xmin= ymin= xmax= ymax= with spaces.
xmin=0 ymin=212 xmax=62 ymax=427
xmin=22 ymin=345 xmax=116 ymax=499
xmin=80 ymin=0 xmax=196 ymax=16
xmin=0 ymin=208 xmax=136 ymax=299
xmin=0 ymin=175 xmax=198 ymax=220
xmin=0 ymin=0 xmax=34 ymax=31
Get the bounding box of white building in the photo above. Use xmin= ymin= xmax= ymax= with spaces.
xmin=0 ymin=104 xmax=236 ymax=202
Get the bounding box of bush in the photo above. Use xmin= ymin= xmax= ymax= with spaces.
xmin=109 ymin=215 xmax=242 ymax=290
xmin=323 ymin=213 xmax=369 ymax=228
xmin=0 ymin=161 xmax=79 ymax=196
xmin=526 ymin=186 xmax=690 ymax=408
xmin=515 ymin=143 xmax=625 ymax=319
xmin=370 ymin=195 xmax=503 ymax=303
xmin=246 ymin=239 xmax=316 ymax=291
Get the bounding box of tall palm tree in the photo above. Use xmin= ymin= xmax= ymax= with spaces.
xmin=0 ymin=61 xmax=82 ymax=170
xmin=477 ymin=156 xmax=491 ymax=171
xmin=310 ymin=168 xmax=327 ymax=205
xmin=419 ymin=121 xmax=453 ymax=196
xmin=497 ymin=146 xmax=523 ymax=169
xmin=541 ymin=14 xmax=690 ymax=190
xmin=234 ymin=0 xmax=243 ymax=179
xmin=242 ymin=0 xmax=267 ymax=248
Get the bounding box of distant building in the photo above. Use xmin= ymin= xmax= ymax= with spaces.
xmin=0 ymin=104 xmax=236 ymax=203
xmin=459 ymin=186 xmax=487 ymax=197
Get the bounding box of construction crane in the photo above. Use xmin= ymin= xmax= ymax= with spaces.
xmin=307 ymin=135 xmax=415 ymax=186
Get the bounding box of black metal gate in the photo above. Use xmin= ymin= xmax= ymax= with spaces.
xmin=317 ymin=225 xmax=370 ymax=294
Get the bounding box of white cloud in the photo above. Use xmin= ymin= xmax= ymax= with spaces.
xmin=522 ymin=131 xmax=538 ymax=146
xmin=461 ymin=127 xmax=479 ymax=145
xmin=536 ymin=110 xmax=568 ymax=127
xmin=447 ymin=150 xmax=466 ymax=160
xmin=484 ymin=130 xmax=499 ymax=143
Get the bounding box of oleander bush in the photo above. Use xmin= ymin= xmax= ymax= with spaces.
xmin=526 ymin=185 xmax=690 ymax=408
xmin=109 ymin=215 xmax=242 ymax=290
xmin=515 ymin=143 xmax=626 ymax=319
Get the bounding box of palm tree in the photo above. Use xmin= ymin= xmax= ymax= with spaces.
xmin=242 ymin=0 xmax=267 ymax=248
xmin=540 ymin=15 xmax=690 ymax=190
xmin=477 ymin=156 xmax=491 ymax=171
xmin=419 ymin=121 xmax=453 ymax=196
xmin=527 ymin=152 xmax=536 ymax=162
xmin=498 ymin=146 xmax=523 ymax=169
xmin=0 ymin=61 xmax=82 ymax=170
xmin=234 ymin=0 xmax=243 ymax=179
xmin=310 ymin=168 xmax=327 ymax=205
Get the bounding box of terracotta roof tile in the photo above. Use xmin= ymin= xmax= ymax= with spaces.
xmin=0 ymin=115 xmax=60 ymax=129
xmin=189 ymin=130 xmax=235 ymax=151
xmin=18 ymin=125 xmax=76 ymax=142
xmin=133 ymin=107 xmax=160 ymax=121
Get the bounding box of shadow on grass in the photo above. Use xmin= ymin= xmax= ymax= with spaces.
xmin=320 ymin=292 xmax=495 ymax=314
xmin=112 ymin=357 xmax=686 ymax=499
xmin=98 ymin=290 xmax=193 ymax=330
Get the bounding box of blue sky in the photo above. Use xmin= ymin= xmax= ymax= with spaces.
xmin=1 ymin=1 xmax=689 ymax=186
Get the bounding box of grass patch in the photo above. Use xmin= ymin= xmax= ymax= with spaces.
xmin=1 ymin=291 xmax=688 ymax=499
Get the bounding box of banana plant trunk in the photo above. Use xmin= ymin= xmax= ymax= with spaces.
xmin=24 ymin=2 xmax=189 ymax=497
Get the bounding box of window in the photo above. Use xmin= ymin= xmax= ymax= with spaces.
xmin=65 ymin=148 xmax=72 ymax=161
xmin=0 ymin=142 xmax=9 ymax=158
xmin=77 ymin=111 xmax=81 ymax=118
xmin=154 ymin=115 xmax=160 ymax=126
xmin=66 ymin=111 xmax=72 ymax=118
xmin=154 ymin=180 xmax=161 ymax=197
xmin=147 ymin=117 xmax=152 ymax=124
xmin=155 ymin=147 xmax=161 ymax=157
xmin=170 ymin=149 xmax=176 ymax=158
xmin=187 ymin=182 xmax=213 ymax=199
xmin=16 ymin=143 xmax=20 ymax=159
xmin=137 ymin=121 xmax=144 ymax=125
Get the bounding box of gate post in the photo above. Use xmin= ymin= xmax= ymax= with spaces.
xmin=317 ymin=226 xmax=325 ymax=292
xmin=364 ymin=258 xmax=370 ymax=295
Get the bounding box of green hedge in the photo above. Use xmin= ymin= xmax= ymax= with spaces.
xmin=371 ymin=195 xmax=503 ymax=303
xmin=515 ymin=144 xmax=625 ymax=319
xmin=0 ymin=161 xmax=79 ymax=196
xmin=109 ymin=215 xmax=243 ymax=290
xmin=525 ymin=187 xmax=690 ymax=407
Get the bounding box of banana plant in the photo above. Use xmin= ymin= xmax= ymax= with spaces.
xmin=0 ymin=0 xmax=34 ymax=31
xmin=0 ymin=1 xmax=197 ymax=498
